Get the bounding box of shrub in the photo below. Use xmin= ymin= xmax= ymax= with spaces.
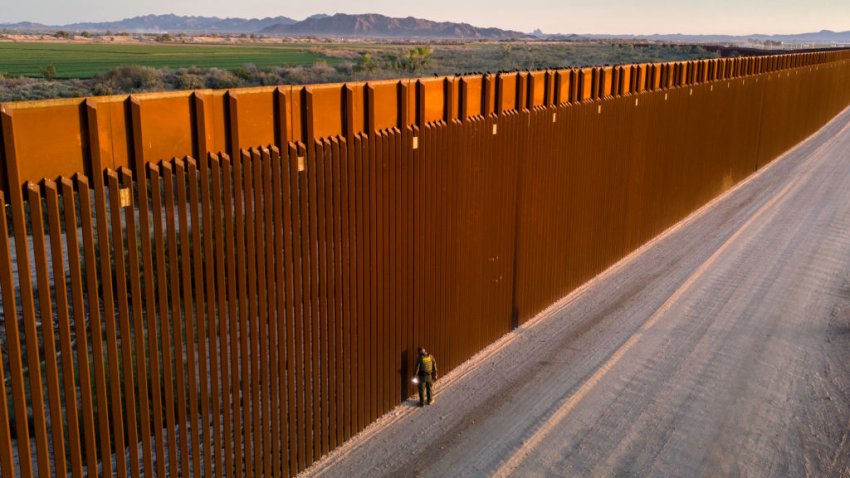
xmin=232 ymin=64 xmax=257 ymax=80
xmin=89 ymin=81 xmax=113 ymax=96
xmin=0 ymin=78 xmax=90 ymax=101
xmin=173 ymin=71 xmax=205 ymax=90
xmin=40 ymin=65 xmax=57 ymax=80
xmin=204 ymin=68 xmax=241 ymax=89
xmin=355 ymin=52 xmax=377 ymax=73
xmin=97 ymin=65 xmax=165 ymax=93
xmin=335 ymin=61 xmax=354 ymax=77
xmin=255 ymin=71 xmax=283 ymax=86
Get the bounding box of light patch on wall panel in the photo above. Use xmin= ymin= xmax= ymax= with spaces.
xmin=403 ymin=80 xmax=416 ymax=127
xmin=601 ymin=67 xmax=614 ymax=97
xmin=580 ymin=68 xmax=594 ymax=101
xmin=233 ymin=87 xmax=277 ymax=150
xmin=463 ymin=76 xmax=483 ymax=118
xmin=370 ymin=81 xmax=400 ymax=132
xmin=290 ymin=87 xmax=303 ymax=144
xmin=499 ymin=74 xmax=517 ymax=112
xmin=348 ymin=83 xmax=365 ymax=136
xmin=90 ymin=96 xmax=131 ymax=171
xmin=136 ymin=92 xmax=194 ymax=164
xmin=517 ymin=73 xmax=527 ymax=109
xmin=5 ymin=100 xmax=88 ymax=183
xmin=530 ymin=72 xmax=546 ymax=107
xmin=569 ymin=70 xmax=580 ymax=101
xmin=308 ymin=84 xmax=344 ymax=140
xmin=650 ymin=65 xmax=661 ymax=90
xmin=420 ymin=78 xmax=445 ymax=124
xmin=620 ymin=67 xmax=632 ymax=95
xmin=198 ymin=90 xmax=228 ymax=156
xmin=555 ymin=71 xmax=570 ymax=104
xmin=448 ymin=78 xmax=460 ymax=121
xmin=483 ymin=76 xmax=496 ymax=116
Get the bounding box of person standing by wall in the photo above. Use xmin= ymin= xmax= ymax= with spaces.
xmin=413 ymin=347 xmax=438 ymax=407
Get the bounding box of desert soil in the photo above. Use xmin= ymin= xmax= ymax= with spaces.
xmin=302 ymin=105 xmax=850 ymax=477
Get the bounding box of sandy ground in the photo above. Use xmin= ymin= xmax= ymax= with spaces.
xmin=302 ymin=106 xmax=850 ymax=477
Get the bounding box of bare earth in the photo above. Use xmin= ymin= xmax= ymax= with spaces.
xmin=302 ymin=106 xmax=850 ymax=478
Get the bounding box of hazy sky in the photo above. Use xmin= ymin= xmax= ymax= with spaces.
xmin=2 ymin=0 xmax=849 ymax=35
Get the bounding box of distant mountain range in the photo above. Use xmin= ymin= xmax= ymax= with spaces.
xmin=0 ymin=13 xmax=528 ymax=39
xmin=574 ymin=30 xmax=850 ymax=45
xmin=1 ymin=13 xmax=849 ymax=44
xmin=260 ymin=13 xmax=527 ymax=39
xmin=0 ymin=14 xmax=297 ymax=34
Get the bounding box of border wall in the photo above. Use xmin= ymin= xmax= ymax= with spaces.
xmin=1 ymin=50 xmax=850 ymax=477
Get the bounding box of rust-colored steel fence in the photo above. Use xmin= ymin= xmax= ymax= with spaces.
xmin=1 ymin=50 xmax=850 ymax=477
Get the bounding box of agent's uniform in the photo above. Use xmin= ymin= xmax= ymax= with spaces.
xmin=414 ymin=352 xmax=437 ymax=406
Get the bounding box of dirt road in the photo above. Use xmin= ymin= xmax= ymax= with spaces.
xmin=303 ymin=106 xmax=850 ymax=477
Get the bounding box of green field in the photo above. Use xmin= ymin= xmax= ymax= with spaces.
xmin=0 ymin=41 xmax=718 ymax=102
xmin=0 ymin=41 xmax=338 ymax=78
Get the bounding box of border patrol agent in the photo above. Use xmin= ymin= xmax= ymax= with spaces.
xmin=414 ymin=347 xmax=438 ymax=406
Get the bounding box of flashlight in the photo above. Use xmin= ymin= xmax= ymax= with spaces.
xmin=411 ymin=377 xmax=419 ymax=385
